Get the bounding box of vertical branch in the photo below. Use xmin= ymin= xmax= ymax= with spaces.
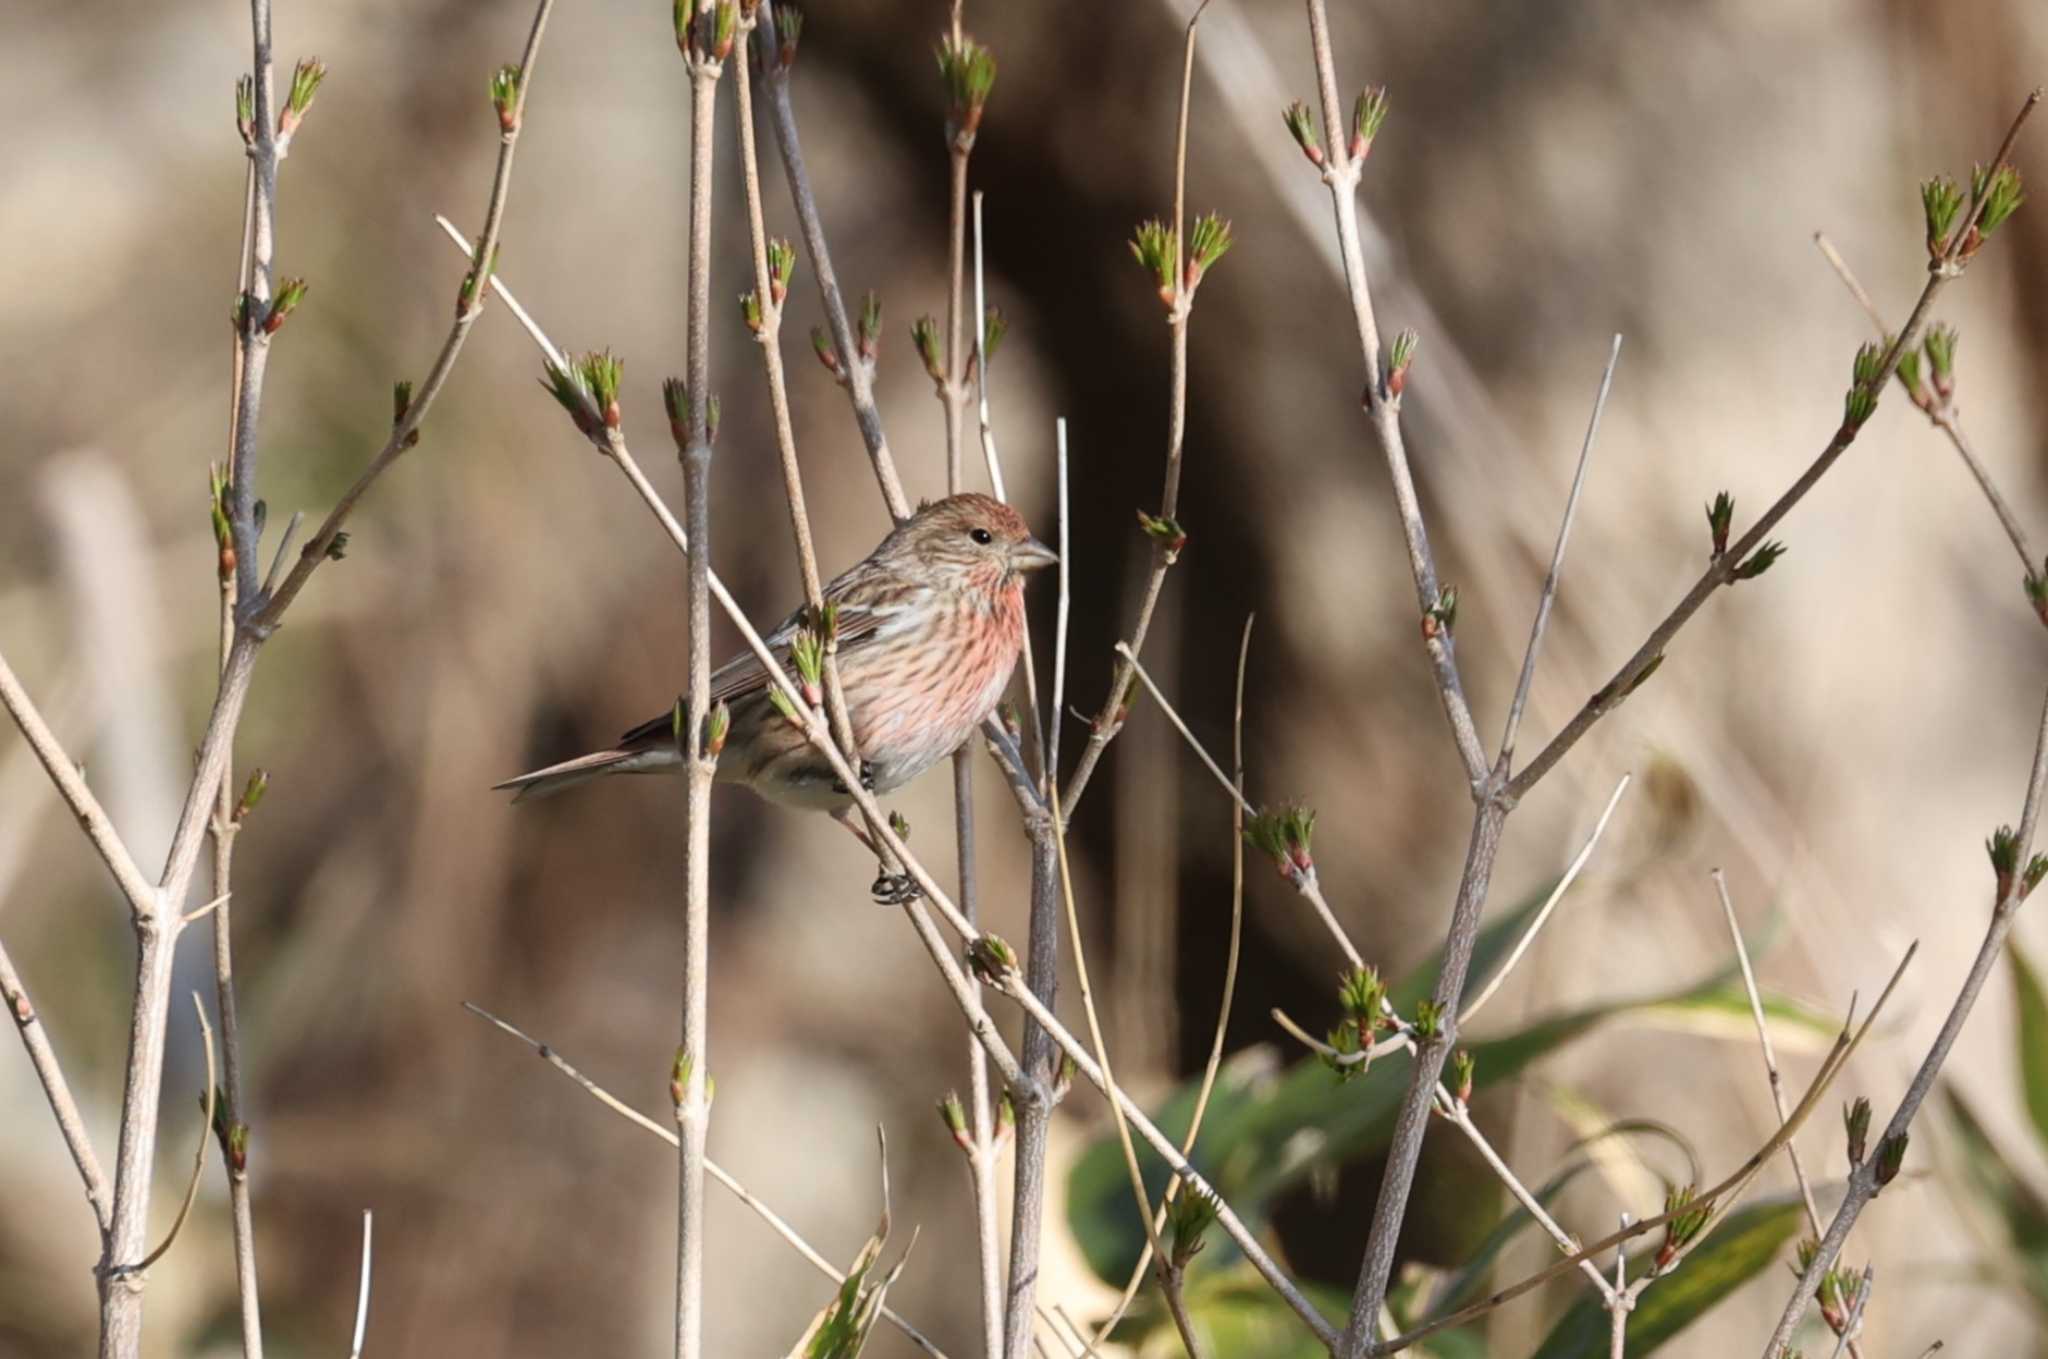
xmin=673 ymin=14 xmax=725 ymax=1359
xmin=933 ymin=22 xmax=1002 ymax=1350
xmin=1336 ymin=801 xmax=1507 ymax=1357
xmin=209 ymin=665 xmax=263 ymax=1359
xmin=1063 ymin=1 xmax=1212 ymax=814
xmin=1298 ymin=0 xmax=1488 ymax=790
xmin=228 ymin=0 xmax=279 ymax=612
xmin=1003 ymin=822 xmax=1061 ymax=1359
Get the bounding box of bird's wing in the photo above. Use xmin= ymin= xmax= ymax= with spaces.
xmin=612 ymin=592 xmax=899 ymax=747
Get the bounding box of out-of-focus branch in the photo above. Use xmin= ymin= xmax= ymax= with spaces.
xmin=0 ymin=936 xmax=112 ymax=1231
xmin=348 ymin=1211 xmax=373 ymax=1359
xmin=463 ymin=1003 xmax=954 ymax=1358
xmin=1764 ymin=682 xmax=2048 ymax=1356
xmin=754 ymin=2 xmax=912 ymax=522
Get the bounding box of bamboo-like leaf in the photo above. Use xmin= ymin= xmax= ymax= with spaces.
xmin=783 ymin=1138 xmax=915 ymax=1359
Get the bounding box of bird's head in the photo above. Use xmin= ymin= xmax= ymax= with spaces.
xmin=893 ymin=493 xmax=1057 ymax=590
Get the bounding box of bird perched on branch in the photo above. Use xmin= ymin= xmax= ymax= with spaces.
xmin=496 ymin=492 xmax=1055 ymax=896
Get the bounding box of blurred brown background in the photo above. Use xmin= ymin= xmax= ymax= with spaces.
xmin=4 ymin=0 xmax=2047 ymax=1354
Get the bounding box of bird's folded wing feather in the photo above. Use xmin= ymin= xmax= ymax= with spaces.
xmin=613 ymin=599 xmax=896 ymax=747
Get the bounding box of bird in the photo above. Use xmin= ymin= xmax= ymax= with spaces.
xmin=495 ymin=492 xmax=1056 ymax=896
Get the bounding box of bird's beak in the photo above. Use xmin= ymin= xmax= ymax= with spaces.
xmin=1011 ymin=536 xmax=1059 ymax=573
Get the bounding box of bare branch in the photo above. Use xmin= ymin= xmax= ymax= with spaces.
xmin=0 ymin=935 xmax=112 ymax=1231
xmin=1458 ymin=774 xmax=1631 ymax=1026
xmin=0 ymin=650 xmax=158 ymax=917
xmin=1111 ymin=640 xmax=1365 ymax=970
xmin=1508 ymin=94 xmax=2041 ymax=800
xmin=462 ymin=1003 xmax=952 ymax=1359
xmin=1083 ymin=616 xmax=1256 ymax=1354
xmin=1061 ymin=0 xmax=1212 ymax=814
xmin=1498 ymin=335 xmax=1624 ymax=765
xmin=754 ymin=2 xmax=912 ymax=521
xmin=673 ymin=25 xmax=724 ymax=1359
xmin=129 ymin=995 xmax=216 ymax=1275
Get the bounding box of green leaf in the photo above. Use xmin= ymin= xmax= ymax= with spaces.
xmin=2010 ymin=945 xmax=2048 ymax=1149
xmin=782 ymin=1147 xmax=911 ymax=1359
xmin=1527 ymin=1195 xmax=1805 ymax=1358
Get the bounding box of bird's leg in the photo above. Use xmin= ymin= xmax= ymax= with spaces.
xmin=829 ymin=760 xmax=879 ymax=796
xmin=830 ymin=805 xmax=922 ymax=905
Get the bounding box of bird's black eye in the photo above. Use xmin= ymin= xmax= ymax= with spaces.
xmin=969 ymin=527 xmax=994 ymax=545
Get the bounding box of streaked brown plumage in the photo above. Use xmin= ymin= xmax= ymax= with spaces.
xmin=496 ymin=494 xmax=1055 ymax=824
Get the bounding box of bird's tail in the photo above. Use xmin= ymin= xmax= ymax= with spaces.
xmin=492 ymin=744 xmax=680 ymax=802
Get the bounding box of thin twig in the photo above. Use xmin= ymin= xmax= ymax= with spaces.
xmin=1111 ymin=641 xmax=1365 ymax=970
xmin=1458 ymin=775 xmax=1631 ymax=1026
xmin=1048 ymin=420 xmax=1072 ymax=778
xmin=1439 ymin=1095 xmax=1616 ymax=1303
xmin=1607 ymin=1214 xmax=1631 ymax=1359
xmin=348 ymin=1211 xmax=372 ymax=1359
xmin=462 ymin=1003 xmax=952 ymax=1358
xmin=1826 ymin=1265 xmax=1874 ymax=1359
xmin=212 ymin=439 xmax=263 ymax=1358
xmin=1081 ymin=616 xmax=1257 ymax=1355
xmin=1764 ymin=681 xmax=2048 ymax=1356
xmin=0 ymin=935 xmax=112 ymax=1231
xmin=1060 ymin=0 xmax=1210 ymax=814
xmin=1813 ymin=232 xmax=2037 ymax=577
xmin=1300 ymin=0 xmax=1488 ymax=793
xmin=1507 ymin=93 xmax=2041 ymax=799
xmin=1498 ymin=335 xmax=1624 ymax=765
xmin=1712 ymin=870 xmax=1830 ymax=1244
xmin=754 ymin=3 xmax=912 ymax=521
xmin=130 ymin=995 xmax=216 ymax=1274
xmin=998 ymin=978 xmax=1343 ymax=1350
xmin=0 ymin=650 xmax=158 ymax=917
xmin=1375 ymin=945 xmax=1914 ymax=1355
xmin=929 ymin=44 xmax=1003 ymax=1350
xmin=1044 ymin=779 xmax=1189 ymax=1353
